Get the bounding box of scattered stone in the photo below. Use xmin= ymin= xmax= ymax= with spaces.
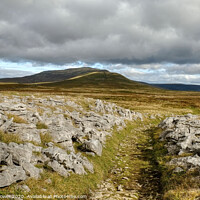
xmin=45 ymin=178 xmax=52 ymax=184
xmin=173 ymin=166 xmax=184 ymax=173
xmin=117 ymin=185 xmax=123 ymax=191
xmin=160 ymin=114 xmax=200 ymax=170
xmin=0 ymin=95 xmax=142 ymax=189
xmin=83 ymin=139 xmax=102 ymax=156
xmin=122 ymin=177 xmax=129 ymax=180
xmin=16 ymin=184 xmax=31 ymax=193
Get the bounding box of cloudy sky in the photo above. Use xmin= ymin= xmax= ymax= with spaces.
xmin=0 ymin=0 xmax=200 ymax=84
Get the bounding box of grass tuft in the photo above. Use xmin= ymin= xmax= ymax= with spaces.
xmin=7 ymin=113 xmax=28 ymax=124
xmin=36 ymin=122 xmax=48 ymax=129
xmin=0 ymin=130 xmax=22 ymax=144
xmin=40 ymin=132 xmax=53 ymax=147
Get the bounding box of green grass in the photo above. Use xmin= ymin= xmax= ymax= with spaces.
xmin=0 ymin=121 xmax=139 ymax=198
xmin=147 ymin=121 xmax=200 ymax=200
xmin=41 ymin=72 xmax=157 ymax=91
xmin=0 ymin=72 xmax=200 ymax=199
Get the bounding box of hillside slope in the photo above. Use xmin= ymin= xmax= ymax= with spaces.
xmin=40 ymin=71 xmax=156 ymax=90
xmin=0 ymin=67 xmax=107 ymax=83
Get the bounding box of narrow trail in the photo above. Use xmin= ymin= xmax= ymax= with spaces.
xmin=90 ymin=121 xmax=163 ymax=200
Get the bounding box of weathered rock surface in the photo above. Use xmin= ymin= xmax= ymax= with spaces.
xmin=0 ymin=165 xmax=27 ymax=188
xmin=83 ymin=139 xmax=103 ymax=156
xmin=0 ymin=95 xmax=142 ymax=188
xmin=159 ymin=114 xmax=200 ymax=170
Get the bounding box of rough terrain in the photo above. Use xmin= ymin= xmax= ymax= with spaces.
xmin=1 ymin=93 xmax=200 ymax=199
xmin=90 ymin=120 xmax=163 ymax=200
xmin=160 ymin=114 xmax=200 ymax=171
xmin=0 ymin=94 xmax=142 ymax=189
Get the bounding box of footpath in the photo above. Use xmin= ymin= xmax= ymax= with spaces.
xmin=90 ymin=120 xmax=162 ymax=200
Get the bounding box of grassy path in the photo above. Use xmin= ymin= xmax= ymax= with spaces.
xmin=90 ymin=119 xmax=163 ymax=200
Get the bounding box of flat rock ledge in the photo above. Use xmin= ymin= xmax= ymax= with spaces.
xmin=0 ymin=95 xmax=142 ymax=188
xmin=159 ymin=114 xmax=200 ymax=171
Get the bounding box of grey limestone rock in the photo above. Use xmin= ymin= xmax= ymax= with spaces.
xmin=83 ymin=139 xmax=103 ymax=156
xmin=7 ymin=142 xmax=33 ymax=165
xmin=0 ymin=118 xmax=13 ymax=132
xmin=0 ymin=95 xmax=142 ymax=187
xmin=160 ymin=114 xmax=200 ymax=170
xmin=169 ymin=154 xmax=200 ymax=169
xmin=159 ymin=114 xmax=200 ymax=155
xmin=0 ymin=165 xmax=27 ymax=188
xmin=21 ymin=161 xmax=41 ymax=179
xmin=48 ymin=160 xmax=69 ymax=178
xmin=16 ymin=184 xmax=31 ymax=193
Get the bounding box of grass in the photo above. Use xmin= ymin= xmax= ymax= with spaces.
xmin=0 ymin=130 xmax=22 ymax=144
xmin=147 ymin=123 xmax=200 ymax=200
xmin=7 ymin=113 xmax=28 ymax=124
xmin=0 ymin=72 xmax=200 ymax=198
xmin=161 ymin=158 xmax=200 ymax=200
xmin=0 ymin=71 xmax=200 ymax=114
xmin=0 ymin=121 xmax=138 ymax=198
xmin=36 ymin=122 xmax=48 ymax=129
xmin=40 ymin=132 xmax=53 ymax=147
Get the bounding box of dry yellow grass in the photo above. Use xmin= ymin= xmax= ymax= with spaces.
xmin=7 ymin=113 xmax=28 ymax=124
xmin=0 ymin=79 xmax=200 ymax=199
xmin=0 ymin=130 xmax=22 ymax=144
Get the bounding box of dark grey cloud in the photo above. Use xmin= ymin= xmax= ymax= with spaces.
xmin=0 ymin=0 xmax=200 ymax=65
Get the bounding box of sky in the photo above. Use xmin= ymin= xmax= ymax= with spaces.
xmin=0 ymin=0 xmax=200 ymax=84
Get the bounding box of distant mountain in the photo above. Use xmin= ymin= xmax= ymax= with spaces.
xmin=152 ymin=84 xmax=200 ymax=92
xmin=0 ymin=69 xmax=160 ymax=92
xmin=0 ymin=67 xmax=107 ymax=83
xmin=40 ymin=71 xmax=156 ymax=90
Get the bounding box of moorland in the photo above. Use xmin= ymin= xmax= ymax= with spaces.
xmin=0 ymin=68 xmax=200 ymax=199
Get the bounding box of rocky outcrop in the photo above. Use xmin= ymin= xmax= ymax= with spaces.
xmin=82 ymin=139 xmax=102 ymax=156
xmin=159 ymin=114 xmax=200 ymax=171
xmin=0 ymin=165 xmax=27 ymax=188
xmin=0 ymin=142 xmax=40 ymax=187
xmin=0 ymin=95 xmax=142 ymax=188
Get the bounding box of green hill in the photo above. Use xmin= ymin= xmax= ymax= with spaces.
xmin=0 ymin=67 xmax=107 ymax=83
xmin=0 ymin=68 xmax=162 ymax=94
xmin=40 ymin=71 xmax=154 ymax=90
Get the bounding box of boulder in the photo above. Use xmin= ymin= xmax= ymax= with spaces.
xmin=16 ymin=184 xmax=31 ymax=193
xmin=73 ymin=161 xmax=86 ymax=175
xmin=8 ymin=123 xmax=41 ymax=144
xmin=48 ymin=160 xmax=69 ymax=178
xmin=83 ymin=139 xmax=102 ymax=156
xmin=0 ymin=166 xmax=26 ymax=188
xmin=21 ymin=162 xmax=41 ymax=179
xmin=79 ymin=156 xmax=94 ymax=173
xmin=7 ymin=143 xmax=33 ymax=165
xmin=160 ymin=114 xmax=200 ymax=171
